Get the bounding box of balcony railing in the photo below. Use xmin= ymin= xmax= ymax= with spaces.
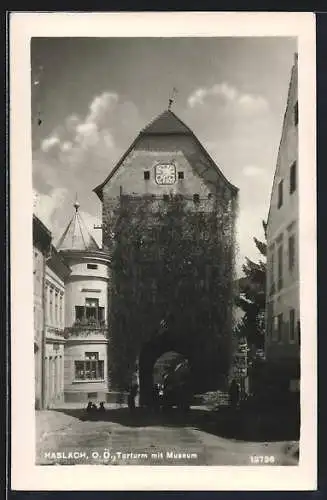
xmin=46 ymin=326 xmax=66 ymax=337
xmin=64 ymin=319 xmax=108 ymax=338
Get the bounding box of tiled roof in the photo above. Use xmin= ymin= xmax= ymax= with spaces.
xmin=140 ymin=110 xmax=192 ymax=135
xmin=56 ymin=201 xmax=100 ymax=252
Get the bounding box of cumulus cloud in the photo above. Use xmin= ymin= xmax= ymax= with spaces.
xmin=60 ymin=141 xmax=73 ymax=153
xmin=187 ymin=82 xmax=269 ymax=114
xmin=36 ymin=91 xmax=141 ymax=176
xmin=86 ymin=92 xmax=118 ymax=126
xmin=40 ymin=92 xmax=119 ymax=160
xmin=33 ymin=187 xmax=69 ymax=230
xmin=33 ymin=187 xmax=102 ymax=248
xmin=41 ymin=136 xmax=60 ymax=152
xmin=32 ymin=90 xmax=141 ymax=249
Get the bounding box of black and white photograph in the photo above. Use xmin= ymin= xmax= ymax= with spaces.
xmin=10 ymin=12 xmax=316 ymax=491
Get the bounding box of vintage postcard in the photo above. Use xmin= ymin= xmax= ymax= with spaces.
xmin=10 ymin=11 xmax=317 ymax=490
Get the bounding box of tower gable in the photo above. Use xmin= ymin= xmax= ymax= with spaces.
xmin=93 ymin=110 xmax=238 ymax=201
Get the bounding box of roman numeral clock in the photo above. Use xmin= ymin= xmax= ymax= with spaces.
xmin=155 ymin=163 xmax=176 ymax=185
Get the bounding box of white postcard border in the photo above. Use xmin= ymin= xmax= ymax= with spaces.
xmin=10 ymin=11 xmax=317 ymax=491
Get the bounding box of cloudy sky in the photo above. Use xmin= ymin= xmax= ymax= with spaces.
xmin=31 ymin=36 xmax=296 ymax=275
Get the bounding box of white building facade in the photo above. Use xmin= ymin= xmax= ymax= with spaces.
xmin=265 ymin=53 xmax=300 ymax=392
xmin=56 ymin=201 xmax=111 ymax=403
xmin=44 ymin=248 xmax=71 ymax=408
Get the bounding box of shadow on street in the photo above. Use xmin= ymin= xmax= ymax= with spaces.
xmin=55 ymin=406 xmax=300 ymax=443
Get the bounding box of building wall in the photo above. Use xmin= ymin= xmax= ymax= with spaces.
xmin=44 ymin=341 xmax=65 ymax=408
xmin=44 ymin=261 xmax=67 ymax=408
xmin=33 ymin=244 xmax=46 ymax=408
xmin=102 ymin=135 xmax=221 ymax=197
xmin=265 ymin=54 xmax=299 ymax=378
xmin=45 ymin=265 xmax=66 ymax=330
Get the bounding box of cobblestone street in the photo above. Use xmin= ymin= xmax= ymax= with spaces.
xmin=36 ymin=407 xmax=299 ymax=466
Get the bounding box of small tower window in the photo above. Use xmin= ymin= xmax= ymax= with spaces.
xmin=178 ymin=171 xmax=184 ymax=180
xmin=144 ymin=171 xmax=150 ymax=180
xmin=193 ymin=194 xmax=200 ymax=203
xmin=87 ymin=263 xmax=98 ymax=270
xmin=163 ymin=194 xmax=169 ymax=202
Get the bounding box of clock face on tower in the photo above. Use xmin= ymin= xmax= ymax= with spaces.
xmin=155 ymin=163 xmax=176 ymax=185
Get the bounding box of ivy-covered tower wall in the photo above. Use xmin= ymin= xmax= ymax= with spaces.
xmin=94 ymin=111 xmax=239 ymax=394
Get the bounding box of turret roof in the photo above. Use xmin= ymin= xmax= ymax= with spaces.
xmin=56 ymin=200 xmax=100 ymax=252
xmin=140 ymin=110 xmax=192 ymax=135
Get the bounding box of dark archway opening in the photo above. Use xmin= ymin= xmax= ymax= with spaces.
xmin=138 ymin=331 xmax=199 ymax=407
xmin=153 ymin=351 xmax=186 ymax=386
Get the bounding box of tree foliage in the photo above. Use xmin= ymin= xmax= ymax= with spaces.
xmin=106 ymin=193 xmax=238 ymax=390
xmin=235 ymin=219 xmax=267 ymax=350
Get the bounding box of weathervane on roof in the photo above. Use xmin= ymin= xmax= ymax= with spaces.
xmin=168 ymin=87 xmax=178 ymax=110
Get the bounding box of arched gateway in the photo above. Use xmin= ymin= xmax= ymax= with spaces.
xmin=93 ymin=108 xmax=238 ymax=400
xmin=138 ymin=330 xmax=195 ymax=407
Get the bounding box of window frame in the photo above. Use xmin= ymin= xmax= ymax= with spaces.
xmin=288 ymin=233 xmax=295 ymax=272
xmin=277 ymin=243 xmax=283 ymax=291
xmin=74 ymin=298 xmax=105 ymax=324
xmin=277 ymin=179 xmax=283 ymax=209
xmin=289 ymin=308 xmax=296 ymax=343
xmin=74 ymin=352 xmax=104 ymax=381
xmin=294 ymin=101 xmax=299 ymax=126
xmin=87 ymin=263 xmax=98 ymax=270
xmin=290 ymin=161 xmax=297 ymax=194
xmin=272 ymin=315 xmax=278 ymax=341
xmin=277 ymin=313 xmax=283 ymax=343
xmin=269 ymin=246 xmax=275 ymax=295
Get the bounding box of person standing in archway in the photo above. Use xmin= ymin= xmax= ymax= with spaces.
xmin=229 ymin=379 xmax=240 ymax=411
xmin=128 ymin=380 xmax=138 ymax=412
